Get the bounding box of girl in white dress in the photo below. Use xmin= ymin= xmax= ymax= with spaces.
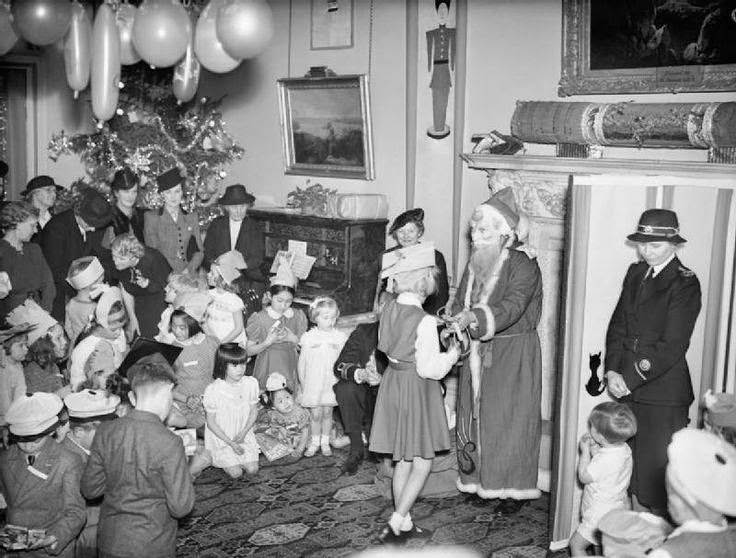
xmin=297 ymin=297 xmax=347 ymax=457
xmin=204 ymin=250 xmax=247 ymax=347
xmin=203 ymin=343 xmax=260 ymax=478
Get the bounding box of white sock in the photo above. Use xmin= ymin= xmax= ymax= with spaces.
xmin=320 ymin=434 xmax=330 ymax=446
xmin=400 ymin=512 xmax=413 ymax=531
xmin=309 ymin=435 xmax=320 ymax=447
xmin=388 ymin=511 xmax=405 ymax=535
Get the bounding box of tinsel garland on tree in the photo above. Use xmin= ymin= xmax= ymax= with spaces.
xmin=48 ymin=64 xmax=244 ymax=227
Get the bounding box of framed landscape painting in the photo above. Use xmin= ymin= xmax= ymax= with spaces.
xmin=559 ymin=0 xmax=736 ymax=95
xmin=278 ymin=74 xmax=374 ymax=180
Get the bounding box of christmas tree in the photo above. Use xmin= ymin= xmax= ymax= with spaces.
xmin=48 ymin=64 xmax=243 ymax=226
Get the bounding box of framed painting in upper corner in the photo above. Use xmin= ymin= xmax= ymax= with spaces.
xmin=278 ymin=74 xmax=374 ymax=180
xmin=559 ymin=0 xmax=736 ymax=96
xmin=311 ymin=0 xmax=354 ymax=50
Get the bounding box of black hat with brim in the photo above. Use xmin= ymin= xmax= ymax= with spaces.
xmin=389 ymin=208 xmax=425 ymax=235
xmin=21 ymin=175 xmax=64 ymax=196
xmin=219 ymin=184 xmax=256 ymax=206
xmin=627 ymin=208 xmax=686 ymax=244
xmin=157 ymin=168 xmax=184 ymax=192
xmin=118 ymin=337 xmax=182 ymax=378
xmin=75 ymin=188 xmax=113 ymax=229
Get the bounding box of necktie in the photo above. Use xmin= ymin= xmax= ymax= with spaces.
xmin=27 ymin=455 xmax=35 ymax=466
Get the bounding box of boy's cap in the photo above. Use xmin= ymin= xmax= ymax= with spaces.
xmin=266 ymin=372 xmax=287 ymax=392
xmin=704 ymin=390 xmax=736 ymax=429
xmin=6 ymin=392 xmax=63 ymax=436
xmin=667 ymin=427 xmax=736 ymax=516
xmin=119 ymin=337 xmax=182 ymax=378
xmin=173 ymin=291 xmax=212 ymax=323
xmin=380 ymin=242 xmax=436 ymax=279
xmin=67 ymin=256 xmax=104 ymax=290
xmin=5 ymin=300 xmax=59 ymax=346
xmin=64 ymin=389 xmax=120 ymax=420
xmin=598 ymin=510 xmax=672 ymax=555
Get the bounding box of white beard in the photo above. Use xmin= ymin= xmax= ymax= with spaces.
xmin=469 ymin=243 xmax=502 ymax=304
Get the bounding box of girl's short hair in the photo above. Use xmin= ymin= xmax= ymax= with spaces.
xmin=213 ymin=342 xmax=248 ymax=380
xmin=589 ymin=401 xmax=637 ymax=444
xmin=308 ymin=296 xmax=339 ymax=322
xmin=259 ymin=386 xmax=294 ymax=408
xmin=111 ymin=233 xmax=145 ymax=259
xmin=268 ymin=284 xmax=295 ymax=297
xmin=26 ymin=335 xmax=57 ymax=369
xmin=392 ymin=266 xmax=438 ymax=298
xmin=170 ymin=308 xmax=203 ymax=338
xmin=0 ymin=201 xmax=38 ymax=231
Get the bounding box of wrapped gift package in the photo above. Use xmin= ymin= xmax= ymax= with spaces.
xmin=330 ymin=193 xmax=388 ymax=219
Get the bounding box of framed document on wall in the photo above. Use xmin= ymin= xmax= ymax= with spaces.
xmin=311 ymin=0 xmax=353 ymax=50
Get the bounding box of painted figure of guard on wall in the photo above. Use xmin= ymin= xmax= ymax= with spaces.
xmin=426 ymin=0 xmax=456 ymax=139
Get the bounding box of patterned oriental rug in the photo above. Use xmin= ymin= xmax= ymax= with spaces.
xmin=177 ymin=450 xmax=561 ymax=558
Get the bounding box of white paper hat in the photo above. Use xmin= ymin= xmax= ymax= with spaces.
xmin=64 ymin=389 xmax=120 ymax=420
xmin=6 ymin=299 xmax=59 ymax=346
xmin=67 ymin=256 xmax=104 ymax=290
xmin=380 ymin=242 xmax=436 ymax=279
xmin=6 ymin=392 xmax=63 ymax=436
xmin=266 ymin=372 xmax=288 ymax=392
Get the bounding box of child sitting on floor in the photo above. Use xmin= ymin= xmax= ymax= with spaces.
xmin=246 ymin=259 xmax=308 ymax=391
xmin=1 ymin=392 xmax=86 ymax=556
xmin=155 ymin=271 xmax=206 ymax=344
xmin=64 ymin=256 xmax=105 ymax=349
xmin=204 ymin=251 xmax=247 ymax=346
xmin=256 ymin=372 xmax=310 ymax=461
xmin=203 ymin=343 xmax=260 ymax=478
xmin=298 ymin=296 xmax=347 ymax=457
xmin=569 ymin=401 xmax=637 ymax=557
xmin=81 ymin=353 xmax=195 ymax=558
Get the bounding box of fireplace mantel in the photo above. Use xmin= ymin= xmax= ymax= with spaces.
xmin=461 ymin=153 xmax=736 ymax=180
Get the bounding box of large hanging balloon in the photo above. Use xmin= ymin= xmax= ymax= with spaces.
xmin=11 ymin=0 xmax=72 ymax=46
xmin=0 ymin=5 xmax=19 ymax=56
xmin=116 ymin=3 xmax=140 ymax=65
xmin=132 ymin=0 xmax=190 ymax=69
xmin=195 ymin=0 xmax=241 ymax=73
xmin=216 ymin=0 xmax=274 ymax=60
xmin=64 ymin=2 xmax=92 ymax=99
xmin=91 ymin=4 xmax=120 ymax=124
xmin=173 ymin=15 xmax=200 ymax=104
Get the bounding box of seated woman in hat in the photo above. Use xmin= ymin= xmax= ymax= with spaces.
xmin=203 ymin=184 xmax=265 ymax=294
xmin=21 ymin=175 xmax=63 ymax=239
xmin=381 ymin=208 xmax=449 ymax=317
xmin=0 ymin=392 xmax=86 ymax=557
xmin=104 ymin=167 xmax=146 ymax=245
xmin=144 ymin=168 xmax=203 ymax=274
xmin=604 ymin=209 xmax=702 ymax=517
xmin=111 ymin=233 xmax=171 ymax=339
xmin=0 ymin=201 xmax=55 ymax=317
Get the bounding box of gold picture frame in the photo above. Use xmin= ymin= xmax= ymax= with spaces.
xmin=278 ymin=74 xmax=374 ymax=180
xmin=559 ymin=0 xmax=736 ymax=96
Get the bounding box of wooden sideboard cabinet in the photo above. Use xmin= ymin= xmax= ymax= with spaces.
xmin=248 ymin=209 xmax=388 ymax=315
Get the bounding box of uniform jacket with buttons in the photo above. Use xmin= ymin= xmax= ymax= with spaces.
xmin=605 ymin=257 xmax=702 ymax=406
xmin=0 ymin=437 xmax=86 ymax=557
xmin=143 ymin=208 xmax=203 ymax=273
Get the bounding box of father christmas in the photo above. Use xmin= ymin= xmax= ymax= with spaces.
xmin=450 ymin=187 xmax=543 ymax=515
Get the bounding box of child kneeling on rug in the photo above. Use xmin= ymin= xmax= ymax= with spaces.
xmin=203 ymin=343 xmax=260 ymax=478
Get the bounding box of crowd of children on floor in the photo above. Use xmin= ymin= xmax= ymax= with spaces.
xmin=1 ymin=167 xmax=735 ymax=557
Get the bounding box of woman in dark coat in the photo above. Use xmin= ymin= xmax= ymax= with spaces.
xmin=111 ymin=233 xmax=171 ymax=339
xmin=0 ymin=201 xmax=55 ymax=316
xmin=605 ymin=209 xmax=702 ymax=516
xmin=105 ymin=168 xmax=145 ymax=244
xmin=381 ymin=208 xmax=449 ymax=317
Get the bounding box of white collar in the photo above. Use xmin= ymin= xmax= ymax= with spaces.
xmin=397 ymin=291 xmax=424 ymax=307
xmin=652 ymin=253 xmax=676 ymax=277
xmin=669 ymin=519 xmax=727 ymax=538
xmin=176 ymin=332 xmax=206 ymax=346
xmin=267 ymin=306 xmax=294 ymax=320
xmin=66 ymin=434 xmax=91 ymax=456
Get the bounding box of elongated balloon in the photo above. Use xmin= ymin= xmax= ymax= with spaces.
xmin=91 ymin=4 xmax=121 ymax=123
xmin=116 ymin=3 xmax=141 ymax=65
xmin=173 ymin=16 xmax=200 ymax=104
xmin=0 ymin=5 xmax=19 ymax=55
xmin=64 ymin=2 xmax=92 ymax=99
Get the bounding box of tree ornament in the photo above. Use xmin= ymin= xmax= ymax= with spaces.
xmin=116 ymin=3 xmax=141 ymax=65
xmin=12 ymin=0 xmax=72 ymax=46
xmin=91 ymin=4 xmax=121 ymax=123
xmin=216 ymin=0 xmax=274 ymax=60
xmin=0 ymin=5 xmax=19 ymax=56
xmin=173 ymin=12 xmax=200 ymax=104
xmin=132 ymin=0 xmax=190 ymax=69
xmin=64 ymin=2 xmax=92 ymax=100
xmin=194 ymin=0 xmax=240 ymax=74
